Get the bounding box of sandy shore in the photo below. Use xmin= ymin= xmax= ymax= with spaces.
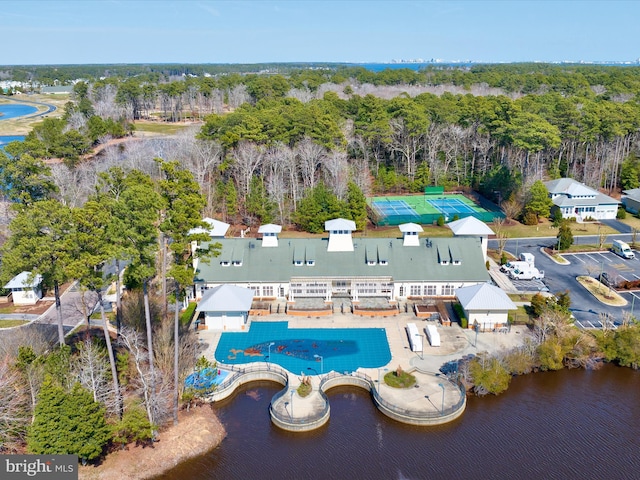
xmin=79 ymin=405 xmax=226 ymax=480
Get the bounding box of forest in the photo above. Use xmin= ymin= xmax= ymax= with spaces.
xmin=4 ymin=63 xmax=640 ymax=229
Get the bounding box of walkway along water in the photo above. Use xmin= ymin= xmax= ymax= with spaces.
xmin=206 ymin=362 xmax=466 ymax=431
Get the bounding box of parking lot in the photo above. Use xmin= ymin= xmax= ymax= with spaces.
xmin=494 ymin=238 xmax=640 ymax=330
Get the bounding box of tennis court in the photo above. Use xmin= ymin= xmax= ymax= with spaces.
xmin=371 ymin=199 xmax=420 ymax=219
xmin=428 ymin=197 xmax=477 ymax=215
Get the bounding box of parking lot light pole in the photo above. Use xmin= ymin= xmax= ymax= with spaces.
xmin=438 ymin=383 xmax=445 ymax=413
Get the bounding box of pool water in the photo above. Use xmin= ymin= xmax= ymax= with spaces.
xmin=215 ymin=322 xmax=391 ymax=374
xmin=184 ymin=367 xmax=230 ymax=391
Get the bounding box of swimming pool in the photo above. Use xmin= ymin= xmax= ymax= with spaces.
xmin=215 ymin=322 xmax=391 ymax=374
xmin=184 ymin=367 xmax=230 ymax=391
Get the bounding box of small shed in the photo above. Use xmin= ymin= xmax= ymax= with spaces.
xmin=455 ymin=283 xmax=516 ymax=331
xmin=195 ymin=285 xmax=254 ymax=331
xmin=4 ymin=271 xmax=43 ymax=305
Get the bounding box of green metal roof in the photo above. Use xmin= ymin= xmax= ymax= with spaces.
xmin=195 ymin=236 xmax=489 ymax=284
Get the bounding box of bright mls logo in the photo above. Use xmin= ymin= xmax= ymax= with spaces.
xmin=1 ymin=455 xmax=77 ymax=479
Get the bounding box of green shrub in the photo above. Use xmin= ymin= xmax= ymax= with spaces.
xmin=522 ymin=211 xmax=538 ymax=225
xmin=437 ymin=215 xmax=445 ymax=226
xmin=486 ymin=260 xmax=490 ymax=270
xmin=500 ymin=252 xmax=508 ymax=265
xmin=617 ymin=208 xmax=627 ymax=219
xmin=181 ymin=302 xmax=198 ymax=326
xmin=384 ymin=368 xmax=416 ymax=388
xmin=453 ymin=302 xmax=468 ymax=328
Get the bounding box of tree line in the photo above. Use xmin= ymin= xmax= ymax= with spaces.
xmin=0 ymin=162 xmax=220 ymax=459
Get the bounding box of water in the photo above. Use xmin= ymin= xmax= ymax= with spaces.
xmin=157 ymin=364 xmax=640 ymax=480
xmin=215 ymin=322 xmax=391 ymax=373
xmin=0 ymin=103 xmax=37 ymax=120
xmin=0 ymin=135 xmax=24 ymax=152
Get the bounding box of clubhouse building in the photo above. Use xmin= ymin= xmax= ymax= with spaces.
xmin=190 ymin=218 xmax=491 ymax=306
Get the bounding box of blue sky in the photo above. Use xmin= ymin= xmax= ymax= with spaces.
xmin=1 ymin=0 xmax=639 ymax=65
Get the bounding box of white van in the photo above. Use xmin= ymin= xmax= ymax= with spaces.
xmin=500 ymin=261 xmax=528 ymax=274
xmin=612 ymin=240 xmax=635 ymax=259
xmin=519 ymin=252 xmax=535 ymax=267
xmin=509 ymin=267 xmax=545 ymax=280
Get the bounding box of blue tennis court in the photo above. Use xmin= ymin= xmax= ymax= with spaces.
xmin=215 ymin=322 xmax=391 ymax=374
xmin=428 ymin=197 xmax=476 ymax=215
xmin=372 ymin=199 xmax=419 ymax=218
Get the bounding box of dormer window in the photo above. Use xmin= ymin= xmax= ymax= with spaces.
xmin=232 ymin=260 xmax=242 ymax=267
xmin=306 ymin=260 xmax=315 ymax=266
xmin=440 ymin=260 xmax=449 ymax=265
xmin=453 ymin=260 xmax=461 ymax=265
xmin=367 ymin=260 xmax=376 ymax=266
xmin=220 ymin=261 xmax=230 ymax=267
xmin=379 ymin=260 xmax=388 ymax=266
xmin=294 ymin=260 xmax=303 ymax=266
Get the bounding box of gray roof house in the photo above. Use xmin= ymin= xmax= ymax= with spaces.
xmin=545 ymin=178 xmax=619 ymax=220
xmin=455 ymin=283 xmax=516 ymax=331
xmin=621 ymin=188 xmax=640 ymax=215
xmin=4 ymin=271 xmax=43 ymax=305
xmin=195 ymin=284 xmax=254 ymax=331
xmin=191 ymin=220 xmax=490 ymax=305
xmin=446 ymin=216 xmax=495 ymax=261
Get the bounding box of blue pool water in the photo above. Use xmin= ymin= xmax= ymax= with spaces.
xmin=184 ymin=367 xmax=229 ymax=391
xmin=215 ymin=322 xmax=391 ymax=374
xmin=0 ymin=104 xmax=37 ymax=120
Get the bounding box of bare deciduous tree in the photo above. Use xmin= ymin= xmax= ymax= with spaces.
xmin=72 ymin=339 xmax=119 ymax=416
xmin=0 ymin=356 xmax=30 ymax=453
xmin=295 ymin=137 xmax=325 ymax=190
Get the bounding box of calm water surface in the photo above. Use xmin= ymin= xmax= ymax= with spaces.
xmin=158 ymin=364 xmax=640 ymax=480
xmin=0 ymin=103 xmax=37 ymax=120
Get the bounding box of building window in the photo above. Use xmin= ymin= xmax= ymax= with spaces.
xmin=442 ymin=285 xmax=454 ymax=296
xmin=249 ymin=286 xmax=259 ymax=296
xmin=263 ymin=285 xmax=274 ymax=297
xmin=425 ymin=285 xmax=436 ymax=296
xmin=410 ymin=285 xmax=421 ymax=296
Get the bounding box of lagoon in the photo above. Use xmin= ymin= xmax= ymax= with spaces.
xmin=0 ymin=103 xmax=37 ymax=120
xmin=157 ymin=364 xmax=640 ymax=480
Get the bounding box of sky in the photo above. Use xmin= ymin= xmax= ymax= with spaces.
xmin=1 ymin=0 xmax=639 ymax=65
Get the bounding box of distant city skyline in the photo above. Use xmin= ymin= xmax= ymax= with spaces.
xmin=1 ymin=0 xmax=638 ymax=66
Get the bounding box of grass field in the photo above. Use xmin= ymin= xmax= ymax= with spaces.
xmin=0 ymin=319 xmax=29 ymax=328
xmin=133 ymin=121 xmax=195 ymax=135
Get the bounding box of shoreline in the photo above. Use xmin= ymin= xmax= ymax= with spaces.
xmin=78 ymin=404 xmax=226 ymax=480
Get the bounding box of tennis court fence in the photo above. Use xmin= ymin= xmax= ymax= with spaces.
xmin=368 ymin=209 xmax=502 ymax=227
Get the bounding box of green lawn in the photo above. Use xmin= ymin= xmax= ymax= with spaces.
xmin=0 ymin=319 xmax=29 ymax=328
xmin=494 ymin=218 xmax=618 ymax=239
xmin=133 ymin=122 xmax=192 ymax=135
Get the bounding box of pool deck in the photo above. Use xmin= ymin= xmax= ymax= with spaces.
xmin=197 ymin=311 xmax=530 ymax=426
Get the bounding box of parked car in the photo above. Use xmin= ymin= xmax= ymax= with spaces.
xmin=599 ymin=272 xmax=616 ymax=287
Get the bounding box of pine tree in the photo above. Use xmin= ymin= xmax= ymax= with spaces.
xmin=27 ymin=377 xmax=111 ymax=463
